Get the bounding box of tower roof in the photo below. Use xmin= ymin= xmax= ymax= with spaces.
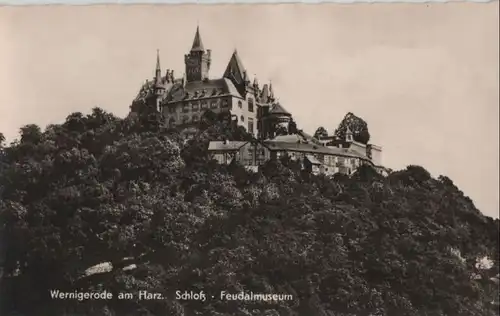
xmin=154 ymin=49 xmax=162 ymax=86
xmin=191 ymin=26 xmax=205 ymax=52
xmin=155 ymin=49 xmax=161 ymax=72
xmin=269 ymin=102 xmax=291 ymax=116
xmin=223 ymin=49 xmax=248 ymax=82
xmin=231 ymin=49 xmax=247 ymax=76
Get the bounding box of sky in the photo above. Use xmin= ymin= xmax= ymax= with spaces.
xmin=0 ymin=3 xmax=498 ymax=218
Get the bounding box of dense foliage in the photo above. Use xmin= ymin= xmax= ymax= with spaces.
xmin=313 ymin=127 xmax=328 ymax=140
xmin=1 ymin=108 xmax=498 ymax=316
xmin=334 ymin=112 xmax=371 ymax=144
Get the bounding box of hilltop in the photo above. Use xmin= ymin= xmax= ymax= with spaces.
xmin=0 ymin=108 xmax=498 ymax=316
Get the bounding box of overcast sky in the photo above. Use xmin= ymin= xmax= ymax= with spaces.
xmin=0 ymin=3 xmax=498 ymax=218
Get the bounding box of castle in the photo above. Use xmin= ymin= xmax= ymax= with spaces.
xmin=131 ymin=27 xmax=385 ymax=176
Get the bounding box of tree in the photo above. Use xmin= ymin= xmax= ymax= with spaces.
xmin=1 ymin=105 xmax=498 ymax=316
xmin=275 ymin=125 xmax=288 ymax=136
xmin=313 ymin=126 xmax=328 ymax=139
xmin=334 ymin=112 xmax=370 ymax=144
xmin=288 ymin=119 xmax=298 ymax=135
xmin=19 ymin=124 xmax=42 ymax=144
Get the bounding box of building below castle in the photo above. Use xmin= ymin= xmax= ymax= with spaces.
xmin=207 ymin=128 xmax=386 ymax=176
xmin=130 ymin=26 xmax=385 ymax=176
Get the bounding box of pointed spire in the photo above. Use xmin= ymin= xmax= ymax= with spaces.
xmin=155 ymin=49 xmax=162 ymax=85
xmin=191 ymin=25 xmax=205 ymax=52
xmin=269 ymin=81 xmax=274 ymax=99
xmin=156 ymin=49 xmax=161 ymax=72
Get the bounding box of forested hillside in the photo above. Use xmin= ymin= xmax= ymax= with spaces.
xmin=0 ymin=108 xmax=498 ymax=316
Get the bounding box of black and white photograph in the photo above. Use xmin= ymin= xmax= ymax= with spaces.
xmin=0 ymin=3 xmax=499 ymax=316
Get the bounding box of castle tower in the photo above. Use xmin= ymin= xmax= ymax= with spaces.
xmin=153 ymin=50 xmax=165 ymax=110
xmin=184 ymin=26 xmax=211 ymax=82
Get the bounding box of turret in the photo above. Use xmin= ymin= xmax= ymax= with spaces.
xmin=153 ymin=50 xmax=165 ymax=111
xmin=345 ymin=126 xmax=354 ymax=143
xmin=184 ymin=26 xmax=211 ymax=82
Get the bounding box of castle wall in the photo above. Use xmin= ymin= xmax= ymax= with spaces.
xmin=370 ymin=146 xmax=382 ymax=166
xmin=230 ymin=95 xmax=258 ymax=137
xmin=162 ymin=96 xmax=232 ymax=128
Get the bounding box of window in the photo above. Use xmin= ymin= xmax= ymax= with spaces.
xmin=240 ymin=115 xmax=245 ymax=122
xmin=182 ymin=104 xmax=189 ymax=113
xmin=248 ymin=98 xmax=254 ymax=112
xmin=248 ymin=118 xmax=254 ymax=134
xmin=201 ymin=101 xmax=208 ymax=109
xmin=238 ymin=100 xmax=243 ymax=109
xmin=210 ymin=101 xmax=218 ymax=109
xmin=192 ymin=102 xmax=199 ymax=111
xmin=222 ymin=99 xmax=229 ymax=108
xmin=192 ymin=115 xmax=199 ymax=122
xmin=182 ymin=116 xmax=189 ymax=124
xmin=169 ymin=118 xmax=176 ymax=127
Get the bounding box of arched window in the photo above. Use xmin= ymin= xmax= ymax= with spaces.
xmin=240 ymin=115 xmax=245 ymax=122
xmin=238 ymin=100 xmax=243 ymax=109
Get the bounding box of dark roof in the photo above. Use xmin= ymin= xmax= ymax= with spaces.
xmin=166 ymin=78 xmax=242 ymax=103
xmin=224 ymin=50 xmax=247 ymax=79
xmin=269 ymin=102 xmax=291 ymax=116
xmin=269 ymin=134 xmax=303 ymax=142
xmin=263 ymin=140 xmax=369 ymax=160
xmin=191 ymin=26 xmax=205 ymax=52
xmin=134 ymin=79 xmax=175 ymax=102
xmin=208 ymin=141 xmax=248 ymax=151
xmin=305 ymin=154 xmax=321 ymax=165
